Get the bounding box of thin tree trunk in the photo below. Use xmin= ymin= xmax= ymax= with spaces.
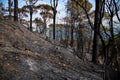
xmin=70 ymin=23 xmax=74 ymax=47
xmin=51 ymin=0 xmax=58 ymax=39
xmin=60 ymin=29 xmax=62 ymax=41
xmin=29 ymin=6 xmax=33 ymax=31
xmin=14 ymin=0 xmax=18 ymax=21
xmin=92 ymin=0 xmax=101 ymax=63
xmin=8 ymin=0 xmax=12 ymax=19
xmin=53 ymin=11 xmax=56 ymax=39
xmin=109 ymin=13 xmax=118 ymax=68
xmin=44 ymin=20 xmax=47 ymax=35
xmin=70 ymin=17 xmax=74 ymax=47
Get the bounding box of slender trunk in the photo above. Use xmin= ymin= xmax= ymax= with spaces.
xmin=67 ymin=26 xmax=70 ymax=45
xmin=70 ymin=23 xmax=73 ymax=47
xmin=64 ymin=25 xmax=66 ymax=43
xmin=53 ymin=10 xmax=56 ymax=39
xmin=81 ymin=37 xmax=84 ymax=54
xmin=92 ymin=0 xmax=101 ymax=63
xmin=77 ymin=30 xmax=80 ymax=51
xmin=29 ymin=6 xmax=33 ymax=31
xmin=14 ymin=0 xmax=18 ymax=21
xmin=41 ymin=19 xmax=47 ymax=35
xmin=87 ymin=41 xmax=91 ymax=53
xmin=92 ymin=23 xmax=99 ymax=63
xmin=76 ymin=29 xmax=84 ymax=59
xmin=45 ymin=23 xmax=47 ymax=35
xmin=66 ymin=25 xmax=69 ymax=46
xmin=36 ymin=25 xmax=38 ymax=32
xmin=44 ymin=20 xmax=47 ymax=35
xmin=8 ymin=0 xmax=12 ymax=19
xmin=60 ymin=29 xmax=62 ymax=41
xmin=110 ymin=13 xmax=118 ymax=67
xmin=51 ymin=0 xmax=58 ymax=40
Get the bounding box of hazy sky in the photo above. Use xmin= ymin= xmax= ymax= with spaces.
xmin=0 ymin=0 xmax=95 ymax=12
xmin=0 ymin=0 xmax=95 ymax=23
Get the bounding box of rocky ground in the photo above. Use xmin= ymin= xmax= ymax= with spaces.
xmin=0 ymin=18 xmax=103 ymax=80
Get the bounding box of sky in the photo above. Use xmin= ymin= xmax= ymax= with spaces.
xmin=0 ymin=0 xmax=95 ymax=23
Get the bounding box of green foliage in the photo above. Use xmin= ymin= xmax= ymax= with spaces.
xmin=37 ymin=4 xmax=52 ymax=11
xmin=68 ymin=0 xmax=92 ymax=12
xmin=103 ymin=12 xmax=110 ymax=19
xmin=66 ymin=0 xmax=92 ymax=22
xmin=22 ymin=5 xmax=37 ymax=14
xmin=36 ymin=4 xmax=53 ymax=20
xmin=33 ymin=17 xmax=44 ymax=25
xmin=18 ymin=7 xmax=29 ymax=17
xmin=100 ymin=25 xmax=110 ymax=31
xmin=40 ymin=12 xmax=52 ymax=18
xmin=49 ymin=23 xmax=65 ymax=27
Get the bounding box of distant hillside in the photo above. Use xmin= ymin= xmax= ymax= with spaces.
xmin=0 ymin=18 xmax=103 ymax=80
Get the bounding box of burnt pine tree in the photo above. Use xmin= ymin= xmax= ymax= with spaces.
xmin=50 ymin=0 xmax=58 ymax=39
xmin=14 ymin=0 xmax=18 ymax=21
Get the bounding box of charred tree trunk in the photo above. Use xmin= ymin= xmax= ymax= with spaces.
xmin=8 ymin=0 xmax=12 ymax=19
xmin=65 ymin=25 xmax=69 ymax=46
xmin=53 ymin=9 xmax=56 ymax=39
xmin=51 ymin=0 xmax=58 ymax=40
xmin=14 ymin=0 xmax=18 ymax=21
xmin=92 ymin=0 xmax=102 ymax=63
xmin=41 ymin=19 xmax=47 ymax=35
xmin=44 ymin=20 xmax=47 ymax=35
xmin=77 ymin=28 xmax=84 ymax=59
xmin=70 ymin=23 xmax=74 ymax=47
xmin=109 ymin=12 xmax=119 ymax=70
xmin=29 ymin=6 xmax=33 ymax=31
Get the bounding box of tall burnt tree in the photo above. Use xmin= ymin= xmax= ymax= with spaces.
xmin=14 ymin=0 xmax=18 ymax=21
xmin=50 ymin=0 xmax=58 ymax=39
xmin=92 ymin=0 xmax=104 ymax=63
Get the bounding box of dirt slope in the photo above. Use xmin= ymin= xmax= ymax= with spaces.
xmin=0 ymin=18 xmax=103 ymax=80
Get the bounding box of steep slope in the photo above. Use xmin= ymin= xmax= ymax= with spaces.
xmin=0 ymin=18 xmax=103 ymax=80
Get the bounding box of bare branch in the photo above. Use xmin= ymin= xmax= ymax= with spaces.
xmin=74 ymin=0 xmax=94 ymax=30
xmin=113 ymin=0 xmax=120 ymax=22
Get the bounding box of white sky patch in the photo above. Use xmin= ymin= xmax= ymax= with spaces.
xmin=56 ymin=0 xmax=66 ymax=23
xmin=113 ymin=13 xmax=120 ymax=23
xmin=89 ymin=0 xmax=95 ymax=10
